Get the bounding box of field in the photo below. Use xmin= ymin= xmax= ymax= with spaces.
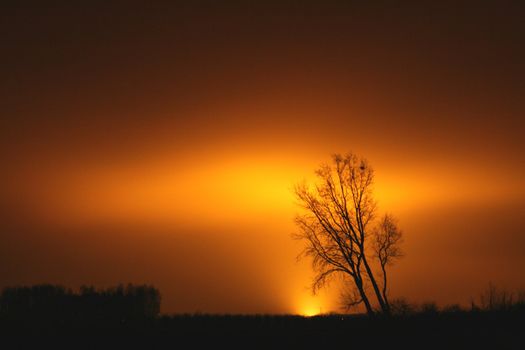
xmin=1 ymin=309 xmax=523 ymax=349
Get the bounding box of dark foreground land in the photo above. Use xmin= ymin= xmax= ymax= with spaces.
xmin=1 ymin=311 xmax=524 ymax=349
xmin=1 ymin=285 xmax=523 ymax=349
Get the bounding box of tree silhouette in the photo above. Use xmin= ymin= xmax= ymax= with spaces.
xmin=294 ymin=153 xmax=403 ymax=316
xmin=0 ymin=284 xmax=161 ymax=321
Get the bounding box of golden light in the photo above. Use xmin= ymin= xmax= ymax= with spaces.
xmin=294 ymin=292 xmax=325 ymax=317
xmin=31 ymin=152 xmax=313 ymax=228
xmin=301 ymin=306 xmax=321 ymax=317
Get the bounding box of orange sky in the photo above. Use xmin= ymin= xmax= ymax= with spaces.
xmin=1 ymin=1 xmax=524 ymax=314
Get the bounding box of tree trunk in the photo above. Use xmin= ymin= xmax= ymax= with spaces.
xmin=355 ymin=278 xmax=374 ymax=316
xmin=380 ymin=263 xmax=390 ymax=312
xmin=362 ymin=254 xmax=389 ymax=314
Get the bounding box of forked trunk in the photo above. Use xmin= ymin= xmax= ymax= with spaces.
xmin=362 ymin=254 xmax=389 ymax=315
xmin=355 ymin=279 xmax=374 ymax=316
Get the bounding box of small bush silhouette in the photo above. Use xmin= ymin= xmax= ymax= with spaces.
xmin=389 ymin=298 xmax=415 ymax=316
xmin=475 ymin=283 xmax=524 ymax=312
xmin=419 ymin=302 xmax=439 ymax=316
xmin=442 ymin=304 xmax=463 ymax=314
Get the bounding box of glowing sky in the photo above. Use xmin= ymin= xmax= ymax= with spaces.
xmin=1 ymin=1 xmax=524 ymax=314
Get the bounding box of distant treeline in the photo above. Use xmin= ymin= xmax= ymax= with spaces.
xmin=0 ymin=284 xmax=160 ymax=321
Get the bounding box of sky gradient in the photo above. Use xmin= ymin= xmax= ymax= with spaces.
xmin=1 ymin=1 xmax=524 ymax=314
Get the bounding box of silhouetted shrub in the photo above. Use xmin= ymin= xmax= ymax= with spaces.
xmin=517 ymin=290 xmax=525 ymax=309
xmin=389 ymin=298 xmax=416 ymax=316
xmin=419 ymin=302 xmax=439 ymax=316
xmin=442 ymin=304 xmax=463 ymax=313
xmin=477 ymin=283 xmax=519 ymax=312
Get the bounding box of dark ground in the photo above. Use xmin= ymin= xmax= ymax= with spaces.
xmin=1 ymin=310 xmax=523 ymax=349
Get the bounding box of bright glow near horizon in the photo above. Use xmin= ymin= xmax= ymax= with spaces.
xmin=1 ymin=1 xmax=524 ymax=315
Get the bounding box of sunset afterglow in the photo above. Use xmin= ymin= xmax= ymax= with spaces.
xmin=1 ymin=1 xmax=524 ymax=316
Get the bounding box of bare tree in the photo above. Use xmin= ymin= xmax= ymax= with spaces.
xmin=294 ymin=153 xmax=404 ymax=316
